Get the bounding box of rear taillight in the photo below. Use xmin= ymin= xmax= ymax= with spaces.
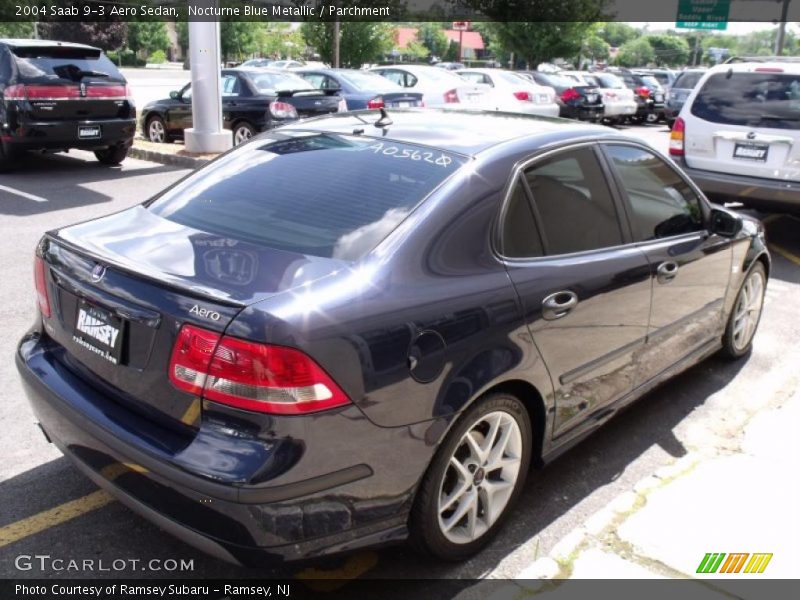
xmin=366 ymin=96 xmax=384 ymax=109
xmin=34 ymin=256 xmax=51 ymax=318
xmin=169 ymin=324 xmax=351 ymax=415
xmin=4 ymin=84 xmax=27 ymax=100
xmin=443 ymin=89 xmax=459 ymax=104
xmin=269 ymin=101 xmax=298 ymax=120
xmin=669 ymin=117 xmax=685 ymax=156
xmin=513 ymin=90 xmax=531 ymax=102
xmin=560 ymin=88 xmax=581 ymax=103
xmin=635 ymin=86 xmax=651 ymax=98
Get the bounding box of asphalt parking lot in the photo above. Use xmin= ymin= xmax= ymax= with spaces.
xmin=1 ymin=124 xmax=799 ymax=583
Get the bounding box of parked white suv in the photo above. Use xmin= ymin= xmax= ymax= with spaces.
xmin=670 ymin=59 xmax=800 ymax=209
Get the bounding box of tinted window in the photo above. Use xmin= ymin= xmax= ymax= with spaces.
xmin=148 ymin=133 xmax=467 ymax=261
xmin=339 ymin=70 xmax=401 ymax=91
xmin=691 ymin=72 xmax=800 ymax=130
xmin=672 ymin=70 xmax=703 ymax=90
xmin=11 ymin=45 xmax=124 ymax=83
xmin=524 ymin=147 xmax=623 ymax=255
xmin=595 ymin=73 xmax=625 ymax=89
xmin=501 ymin=179 xmax=543 ymax=258
xmin=606 ymin=145 xmax=704 ymax=241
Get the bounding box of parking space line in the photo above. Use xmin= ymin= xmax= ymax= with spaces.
xmin=769 ymin=243 xmax=800 ymax=267
xmin=294 ymin=551 xmax=379 ymax=590
xmin=0 ymin=490 xmax=112 ymax=548
xmin=0 ymin=184 xmax=48 ymax=203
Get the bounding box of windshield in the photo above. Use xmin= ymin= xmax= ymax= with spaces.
xmin=339 ymin=70 xmax=402 ymax=91
xmin=691 ymin=72 xmax=800 ymax=130
xmin=595 ymin=73 xmax=625 ymax=89
xmin=248 ymin=72 xmax=315 ymax=93
xmin=421 ymin=68 xmax=467 ymax=83
xmin=148 ymin=133 xmax=468 ymax=261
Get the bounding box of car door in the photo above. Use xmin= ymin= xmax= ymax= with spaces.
xmin=602 ymin=143 xmax=732 ymax=384
xmin=500 ymin=145 xmax=652 ymax=439
xmin=167 ymin=83 xmax=193 ymax=134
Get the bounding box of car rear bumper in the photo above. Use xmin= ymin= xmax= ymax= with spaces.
xmin=16 ymin=332 xmax=411 ymax=565
xmin=602 ymin=101 xmax=637 ymax=118
xmin=561 ymin=104 xmax=604 ymax=120
xmin=3 ymin=118 xmax=136 ymax=151
xmin=675 ymin=156 xmax=800 ymax=207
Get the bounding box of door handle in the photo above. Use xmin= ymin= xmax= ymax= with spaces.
xmin=542 ymin=291 xmax=578 ymax=321
xmin=656 ymin=261 xmax=679 ymax=284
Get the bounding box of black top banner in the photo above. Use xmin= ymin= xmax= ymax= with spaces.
xmin=0 ymin=0 xmax=797 ymax=22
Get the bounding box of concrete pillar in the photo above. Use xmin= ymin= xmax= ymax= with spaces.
xmin=184 ymin=3 xmax=231 ymax=154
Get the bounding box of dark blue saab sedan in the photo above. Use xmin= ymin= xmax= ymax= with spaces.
xmin=295 ymin=68 xmax=424 ymax=110
xmin=17 ymin=109 xmax=768 ymax=565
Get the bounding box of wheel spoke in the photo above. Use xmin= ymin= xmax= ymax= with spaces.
xmin=442 ymin=489 xmax=476 ymax=533
xmin=481 ymin=479 xmax=513 ymax=524
xmin=464 ymin=431 xmax=486 ymax=463
xmin=440 ymin=479 xmax=471 ymax=513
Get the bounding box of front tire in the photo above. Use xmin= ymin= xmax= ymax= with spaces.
xmin=721 ymin=262 xmax=766 ymax=359
xmin=409 ymin=393 xmax=532 ymax=561
xmin=94 ymin=144 xmax=129 ymax=165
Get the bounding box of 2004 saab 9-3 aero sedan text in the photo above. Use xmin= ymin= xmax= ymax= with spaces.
xmin=17 ymin=110 xmax=769 ymax=565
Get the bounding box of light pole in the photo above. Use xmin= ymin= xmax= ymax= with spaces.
xmin=184 ymin=1 xmax=232 ymax=154
xmin=774 ymin=0 xmax=791 ymax=55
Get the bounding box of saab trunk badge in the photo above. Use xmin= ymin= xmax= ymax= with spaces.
xmin=91 ymin=264 xmax=106 ymax=282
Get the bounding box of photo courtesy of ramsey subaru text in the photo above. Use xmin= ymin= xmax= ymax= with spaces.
xmin=17 ymin=108 xmax=770 ymax=566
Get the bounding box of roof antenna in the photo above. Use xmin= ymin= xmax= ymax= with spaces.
xmin=374 ymin=108 xmax=393 ymax=128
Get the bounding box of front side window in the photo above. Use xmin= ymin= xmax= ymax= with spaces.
xmin=605 ymin=145 xmax=704 ymax=241
xmin=524 ymin=147 xmax=623 ymax=255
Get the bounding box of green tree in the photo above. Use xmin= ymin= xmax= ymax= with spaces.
xmin=127 ymin=22 xmax=170 ymax=60
xmin=255 ymin=23 xmax=305 ymax=59
xmin=483 ymin=22 xmax=597 ymax=69
xmin=220 ymin=21 xmax=260 ymax=63
xmin=0 ymin=22 xmax=34 ymax=38
xmin=616 ymin=38 xmax=656 ymax=67
xmin=418 ymin=23 xmax=449 ymax=58
xmin=646 ymin=34 xmax=691 ymax=67
xmin=403 ymin=40 xmax=429 ymax=62
xmin=583 ymin=35 xmax=611 ymax=62
xmin=39 ymin=22 xmax=128 ymax=51
xmin=596 ymin=22 xmax=639 ymax=48
xmin=301 ymin=22 xmax=394 ymax=68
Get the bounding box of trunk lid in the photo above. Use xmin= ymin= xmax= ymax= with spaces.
xmin=279 ymin=90 xmax=341 ymax=118
xmin=43 ymin=206 xmax=346 ymax=430
xmin=380 ymin=92 xmax=424 ymax=108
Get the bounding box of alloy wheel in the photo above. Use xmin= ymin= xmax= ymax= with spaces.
xmin=437 ymin=411 xmax=522 ymax=544
xmin=234 ymin=126 xmax=253 ymax=145
xmin=148 ymin=119 xmax=165 ymax=143
xmin=732 ymin=269 xmax=765 ymax=352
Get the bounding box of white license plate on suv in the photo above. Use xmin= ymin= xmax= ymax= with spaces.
xmin=733 ymin=142 xmax=769 ymax=162
xmin=78 ymin=126 xmax=102 ymax=140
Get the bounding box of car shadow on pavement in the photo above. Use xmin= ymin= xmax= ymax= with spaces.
xmin=0 ymin=151 xmax=186 ymax=217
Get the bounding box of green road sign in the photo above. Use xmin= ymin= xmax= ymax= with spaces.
xmin=676 ymin=0 xmax=730 ymax=30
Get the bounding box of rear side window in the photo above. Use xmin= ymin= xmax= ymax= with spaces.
xmin=605 ymin=145 xmax=704 ymax=241
xmin=691 ymin=71 xmax=800 ymax=130
xmin=524 ymin=147 xmax=623 ymax=255
xmin=148 ymin=133 xmax=467 ymax=261
xmin=501 ymin=179 xmax=543 ymax=258
xmin=11 ymin=45 xmax=123 ymax=83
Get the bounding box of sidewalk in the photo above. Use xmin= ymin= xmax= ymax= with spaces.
xmin=520 ymin=386 xmax=799 ymax=582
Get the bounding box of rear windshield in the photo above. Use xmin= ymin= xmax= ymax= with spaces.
xmin=593 ymin=73 xmax=625 ymax=89
xmin=691 ymin=71 xmax=800 ymax=130
xmin=11 ymin=46 xmax=123 ymax=83
xmin=148 ymin=133 xmax=467 ymax=261
xmin=339 ymin=70 xmax=402 ymax=91
xmin=673 ymin=71 xmax=704 ymax=90
xmin=246 ymin=72 xmax=315 ymax=93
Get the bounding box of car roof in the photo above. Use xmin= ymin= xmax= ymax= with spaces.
xmin=0 ymin=39 xmax=100 ymax=51
xmin=705 ymin=61 xmax=800 ymax=75
xmin=278 ymin=108 xmax=618 ymax=156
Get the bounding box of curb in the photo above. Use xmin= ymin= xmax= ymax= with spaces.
xmin=128 ymin=145 xmax=210 ymax=169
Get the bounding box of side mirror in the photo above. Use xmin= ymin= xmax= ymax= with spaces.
xmin=709 ymin=208 xmax=743 ymax=238
xmin=169 ymin=90 xmax=179 ymax=100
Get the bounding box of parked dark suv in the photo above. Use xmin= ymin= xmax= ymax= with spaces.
xmin=0 ymin=39 xmax=135 ymax=168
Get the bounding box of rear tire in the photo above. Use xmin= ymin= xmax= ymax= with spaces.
xmin=0 ymin=142 xmax=18 ymax=172
xmin=94 ymin=144 xmax=129 ymax=166
xmin=146 ymin=115 xmax=171 ymax=144
xmin=409 ymin=392 xmax=532 ymax=561
xmin=232 ymin=121 xmax=255 ymax=146
xmin=721 ymin=262 xmax=766 ymax=359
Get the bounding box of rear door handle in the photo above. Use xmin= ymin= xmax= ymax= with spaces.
xmin=542 ymin=291 xmax=578 ymax=320
xmin=656 ymin=261 xmax=679 ymax=284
